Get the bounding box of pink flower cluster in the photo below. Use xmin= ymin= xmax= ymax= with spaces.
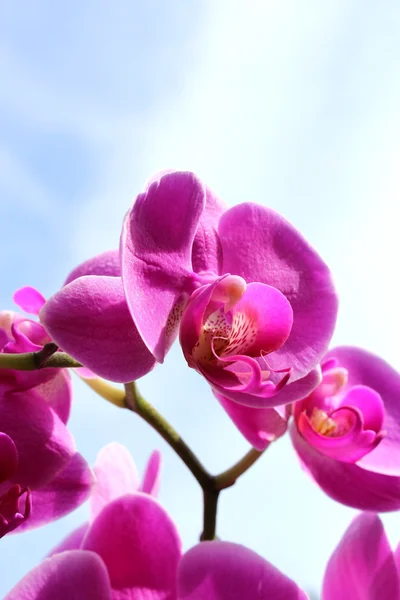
xmin=6 ymin=444 xmax=400 ymax=599
xmin=0 ymin=309 xmax=92 ymax=538
xmin=40 ymin=170 xmax=400 ymax=511
xmin=2 ymin=170 xmax=400 ymax=597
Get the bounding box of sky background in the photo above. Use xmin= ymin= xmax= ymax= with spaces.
xmin=1 ymin=1 xmax=400 ymax=597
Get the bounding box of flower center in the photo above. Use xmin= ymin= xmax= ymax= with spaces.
xmin=309 ymin=408 xmax=339 ymax=437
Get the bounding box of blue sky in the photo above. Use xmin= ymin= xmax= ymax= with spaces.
xmin=1 ymin=1 xmax=400 ymax=596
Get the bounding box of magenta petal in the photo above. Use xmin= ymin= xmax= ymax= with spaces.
xmin=215 ymin=392 xmax=288 ymax=450
xmin=16 ymin=453 xmax=93 ymax=532
xmin=140 ymin=450 xmax=162 ymax=496
xmin=0 ymin=433 xmax=18 ymax=483
xmin=326 ymin=347 xmax=400 ymax=476
xmin=82 ymin=494 xmax=181 ymax=599
xmin=231 ymin=282 xmax=293 ymax=355
xmin=64 ymin=249 xmax=121 ymax=285
xmin=178 ymin=541 xmax=307 ymax=600
xmin=32 ymin=370 xmax=72 ymax=424
xmin=13 ymin=287 xmax=46 ymax=316
xmin=339 ymin=385 xmax=384 ymax=432
xmin=48 ymin=522 xmax=89 ymax=556
xmin=0 ymin=391 xmax=75 ymax=488
xmin=4 ymin=550 xmax=112 ymax=600
xmin=290 ymin=423 xmax=400 ymax=511
xmin=192 ymin=185 xmax=226 ymax=274
xmin=40 ymin=275 xmax=156 ymax=383
xmin=323 ymin=513 xmax=400 ymax=600
xmin=219 ymin=203 xmax=338 ymax=380
xmin=121 ymin=171 xmax=206 ymax=362
xmin=210 ymin=365 xmax=321 ymax=409
xmin=90 ymin=442 xmax=140 ymax=522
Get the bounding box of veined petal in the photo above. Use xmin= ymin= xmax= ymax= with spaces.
xmin=178 ymin=541 xmax=307 ymax=600
xmin=323 ymin=513 xmax=400 ymax=600
xmin=145 ymin=170 xmax=226 ymax=274
xmin=82 ymin=494 xmax=181 ymax=600
xmin=4 ymin=551 xmax=112 ymax=600
xmin=90 ymin=442 xmax=140 ymax=522
xmin=121 ymin=171 xmax=206 ymax=362
xmin=219 ymin=203 xmax=338 ymax=380
xmin=40 ymin=275 xmax=156 ymax=383
xmin=290 ymin=423 xmax=400 ymax=511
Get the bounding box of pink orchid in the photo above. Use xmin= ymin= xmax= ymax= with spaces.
xmin=6 ymin=443 xmax=306 ymax=600
xmin=0 ymin=310 xmax=93 ymax=536
xmin=41 ymin=171 xmax=337 ymax=411
xmin=290 ymin=347 xmax=400 ymax=511
xmin=216 ymin=345 xmax=400 ymax=512
xmin=322 ymin=512 xmax=400 ymax=599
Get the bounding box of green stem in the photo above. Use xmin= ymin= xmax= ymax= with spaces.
xmin=214 ymin=446 xmax=266 ymax=490
xmin=0 ymin=343 xmax=82 ymax=370
xmin=124 ymin=382 xmax=212 ymax=489
xmin=200 ymin=489 xmax=220 ymax=541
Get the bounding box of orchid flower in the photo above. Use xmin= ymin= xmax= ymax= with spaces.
xmin=215 ymin=345 xmax=400 ymax=512
xmin=5 ymin=443 xmax=306 ymax=600
xmin=0 ymin=310 xmax=92 ymax=536
xmin=322 ymin=512 xmax=400 ymax=599
xmin=290 ymin=346 xmax=400 ymax=511
xmin=41 ymin=171 xmax=337 ymax=411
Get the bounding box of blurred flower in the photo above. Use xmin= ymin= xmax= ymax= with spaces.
xmin=0 ymin=310 xmax=92 ymax=536
xmin=290 ymin=347 xmax=400 ymax=511
xmin=5 ymin=443 xmax=306 ymax=600
xmin=322 ymin=512 xmax=400 ymax=600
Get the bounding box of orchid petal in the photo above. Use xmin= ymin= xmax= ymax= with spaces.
xmin=323 ymin=513 xmax=400 ymax=600
xmin=40 ymin=275 xmax=156 ymax=383
xmin=209 ymin=364 xmax=321 ymax=409
xmin=178 ymin=541 xmax=307 ymax=599
xmin=4 ymin=550 xmax=112 ymax=600
xmin=192 ymin=186 xmax=226 ymax=274
xmin=0 ymin=433 xmax=18 ymax=483
xmin=90 ymin=442 xmax=140 ymax=522
xmin=0 ymin=391 xmax=75 ymax=489
xmin=121 ymin=171 xmax=206 ymax=362
xmin=16 ymin=453 xmax=93 ymax=532
xmin=218 ymin=203 xmax=338 ymax=380
xmin=325 ymin=347 xmax=400 ymax=476
xmin=290 ymin=423 xmax=400 ymax=511
xmin=140 ymin=450 xmax=162 ymax=496
xmin=32 ymin=370 xmax=72 ymax=424
xmin=13 ymin=287 xmax=46 ymax=316
xmin=214 ymin=392 xmax=288 ymax=450
xmin=82 ymin=494 xmax=181 ymax=599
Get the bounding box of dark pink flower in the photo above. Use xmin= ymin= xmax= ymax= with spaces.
xmin=290 ymin=347 xmax=400 ymax=511
xmin=322 ymin=513 xmax=400 ymax=600
xmin=6 ymin=443 xmax=306 ymax=600
xmin=0 ymin=311 xmax=92 ymax=536
xmin=41 ymin=171 xmax=337 ymax=410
